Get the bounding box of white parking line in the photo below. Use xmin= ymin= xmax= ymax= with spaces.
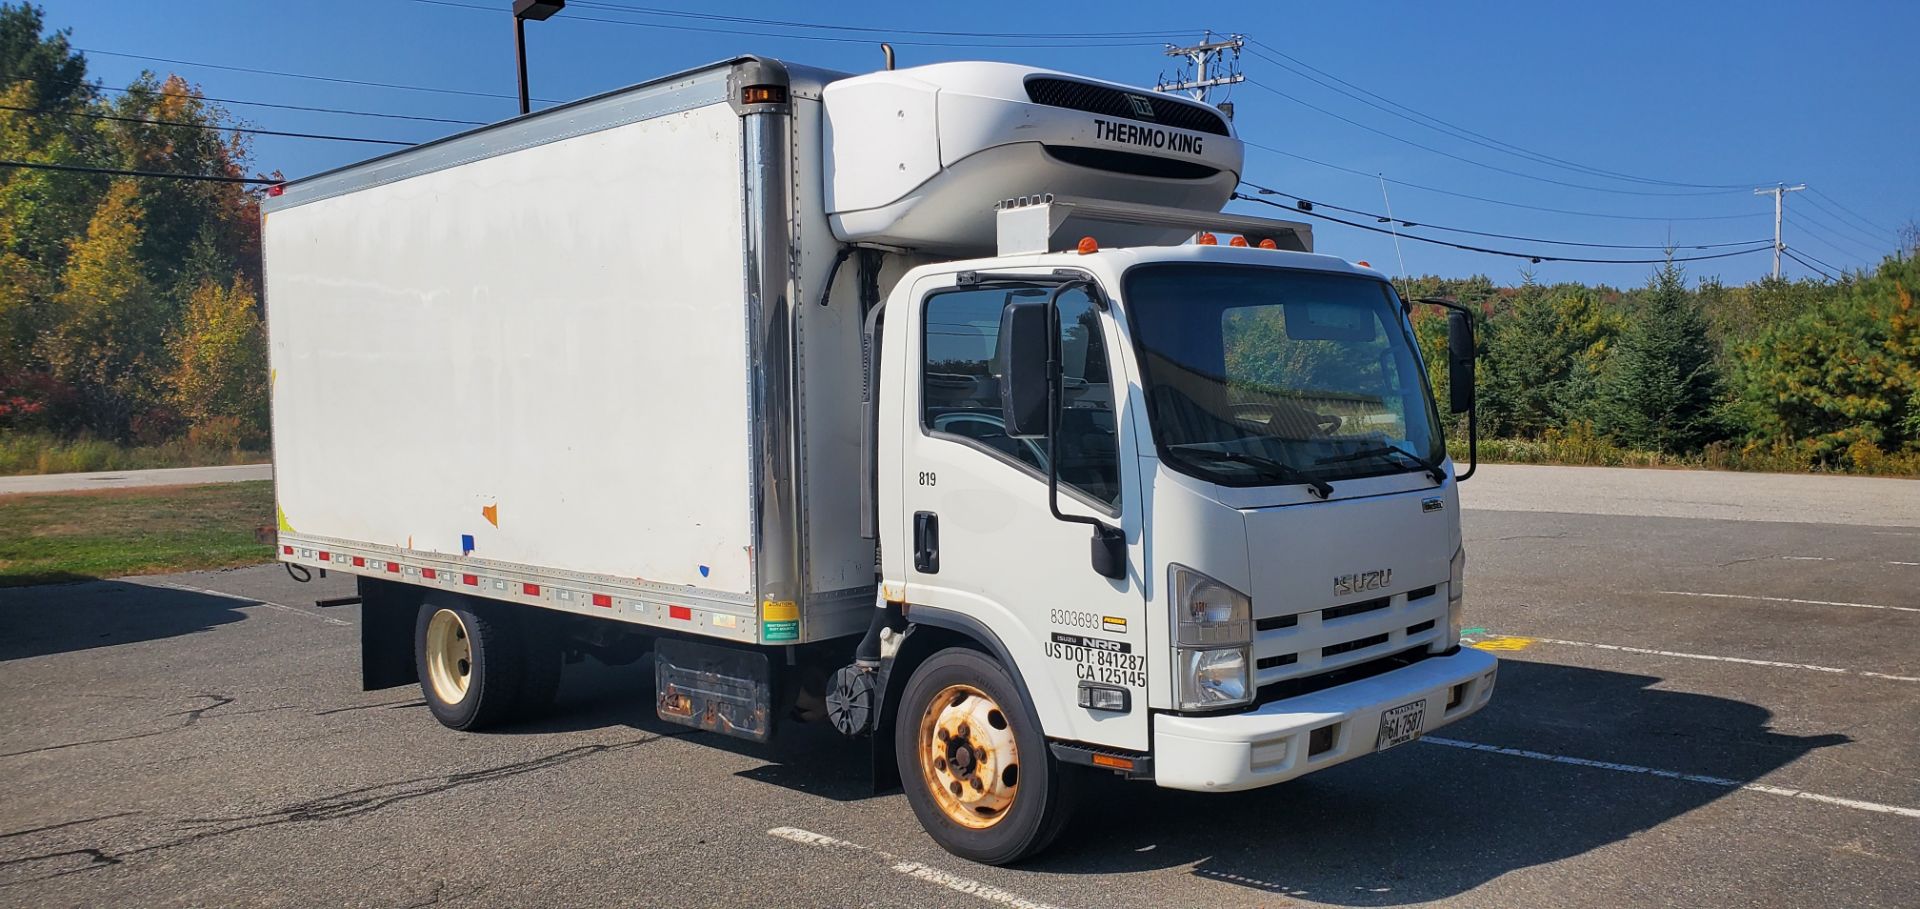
xmin=767 ymin=827 xmax=1066 ymax=909
xmin=1659 ymin=590 xmax=1920 ymax=614
xmin=1780 ymin=556 xmax=1833 ymax=561
xmin=150 ymin=582 xmax=352 ymax=627
xmin=1422 ymin=737 xmax=1920 ymax=820
xmin=1478 ymin=635 xmax=1920 ymax=683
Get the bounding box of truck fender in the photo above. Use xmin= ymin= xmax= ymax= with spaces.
xmin=869 ymin=606 xmax=1041 ymax=792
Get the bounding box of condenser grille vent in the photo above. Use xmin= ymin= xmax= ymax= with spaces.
xmin=1024 ymin=77 xmax=1230 ymax=137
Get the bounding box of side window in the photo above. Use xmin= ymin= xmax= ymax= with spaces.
xmin=921 ymin=285 xmax=1121 ymax=510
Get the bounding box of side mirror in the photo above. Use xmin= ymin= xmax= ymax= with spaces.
xmin=1447 ymin=308 xmax=1475 ymax=414
xmin=997 ymin=299 xmax=1052 ymax=438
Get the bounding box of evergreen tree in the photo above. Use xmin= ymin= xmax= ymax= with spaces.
xmin=1592 ymin=262 xmax=1724 ymax=453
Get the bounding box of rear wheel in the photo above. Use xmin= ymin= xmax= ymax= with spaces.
xmin=895 ymin=647 xmax=1076 ymax=865
xmin=414 ymin=595 xmax=529 ymax=730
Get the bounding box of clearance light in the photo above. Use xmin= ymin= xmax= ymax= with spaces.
xmin=740 ymin=85 xmax=788 ymax=105
xmin=266 ymin=184 xmax=284 ymax=197
xmin=1197 ymin=232 xmax=1218 ymax=245
xmin=1229 ymin=235 xmax=1249 ymax=247
xmin=1258 ymin=238 xmax=1278 ymax=249
xmin=1077 ymin=236 xmax=1099 ymax=254
xmin=1356 ymin=260 xmax=1372 ymax=268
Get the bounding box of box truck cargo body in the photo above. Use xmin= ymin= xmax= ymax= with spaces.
xmin=265 ymin=56 xmax=1497 ymax=865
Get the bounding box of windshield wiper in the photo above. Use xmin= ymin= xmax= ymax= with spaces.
xmin=1315 ymin=445 xmax=1446 ymax=484
xmin=1169 ymin=445 xmax=1332 ymax=499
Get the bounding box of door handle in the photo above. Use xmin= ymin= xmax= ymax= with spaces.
xmin=913 ymin=511 xmax=939 ymax=574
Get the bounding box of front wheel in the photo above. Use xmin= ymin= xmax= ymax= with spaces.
xmin=895 ymin=647 xmax=1077 ymax=865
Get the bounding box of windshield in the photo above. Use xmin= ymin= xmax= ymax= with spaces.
xmin=1123 ymin=263 xmax=1445 ymax=488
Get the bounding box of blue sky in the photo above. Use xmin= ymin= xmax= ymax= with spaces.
xmin=44 ymin=0 xmax=1918 ymax=286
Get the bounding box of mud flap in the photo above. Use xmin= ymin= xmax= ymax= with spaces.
xmin=357 ymin=576 xmax=418 ymax=691
xmin=655 ymin=638 xmax=772 ymax=743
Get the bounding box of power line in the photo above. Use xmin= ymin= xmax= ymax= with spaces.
xmin=1242 ymin=140 xmax=1767 ymax=223
xmin=569 ymin=0 xmax=1189 ymax=38
xmin=409 ymin=0 xmax=1174 ymax=48
xmin=1809 ymin=188 xmax=1897 ymax=236
xmin=0 ymin=159 xmax=277 ymax=185
xmin=1243 ymin=185 xmax=1769 ymax=250
xmin=1799 ymin=193 xmax=1893 ymax=250
xmin=1244 ymin=77 xmax=1745 ymax=199
xmin=1788 ymin=247 xmax=1847 ymax=279
xmin=75 ymin=47 xmax=551 ymax=104
xmin=1243 ymin=41 xmax=1752 ymax=192
xmin=100 ymin=85 xmax=486 ymax=126
xmin=1235 ymin=189 xmax=1774 ymax=265
xmin=0 ymin=103 xmax=419 ymax=147
xmin=1791 ymin=214 xmax=1883 ymax=264
xmin=1782 ymin=248 xmax=1836 ymax=282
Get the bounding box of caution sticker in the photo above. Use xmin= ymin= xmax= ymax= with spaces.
xmin=762 ymin=599 xmax=799 ymax=642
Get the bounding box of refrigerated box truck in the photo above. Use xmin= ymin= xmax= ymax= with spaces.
xmin=264 ymin=56 xmax=1498 ymax=864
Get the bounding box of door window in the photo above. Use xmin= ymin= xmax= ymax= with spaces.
xmin=921 ymin=285 xmax=1121 ymax=510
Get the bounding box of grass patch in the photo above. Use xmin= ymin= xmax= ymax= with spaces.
xmin=0 ymin=432 xmax=269 ymax=476
xmin=0 ymin=481 xmax=276 ymax=587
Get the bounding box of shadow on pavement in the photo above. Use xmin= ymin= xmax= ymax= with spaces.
xmin=1026 ymin=658 xmax=1848 ymax=905
xmin=0 ymin=580 xmax=248 ymax=661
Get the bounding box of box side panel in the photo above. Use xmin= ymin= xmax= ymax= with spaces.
xmin=266 ymin=100 xmax=754 ymax=597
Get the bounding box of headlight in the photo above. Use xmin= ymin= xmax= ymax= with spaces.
xmin=1171 ymin=564 xmax=1251 ymax=647
xmin=1445 ymin=547 xmax=1466 ymax=648
xmin=1171 ymin=565 xmax=1253 ymax=709
xmin=1175 ymin=646 xmax=1251 ymax=710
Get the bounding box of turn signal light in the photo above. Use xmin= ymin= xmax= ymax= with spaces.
xmin=740 ymin=85 xmax=788 ymax=105
xmin=1077 ymin=236 xmax=1099 ymax=254
xmin=1197 ymin=232 xmax=1218 ymax=245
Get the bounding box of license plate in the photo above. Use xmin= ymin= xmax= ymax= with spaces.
xmin=1375 ymin=699 xmax=1427 ymax=752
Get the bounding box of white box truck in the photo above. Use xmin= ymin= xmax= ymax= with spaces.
xmin=263 ymin=56 xmax=1498 ymax=864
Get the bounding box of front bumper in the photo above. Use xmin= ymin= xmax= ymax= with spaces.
xmin=1153 ymin=647 xmax=1498 ymax=792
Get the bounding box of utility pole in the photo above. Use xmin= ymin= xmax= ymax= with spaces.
xmin=1155 ymin=32 xmax=1244 ymax=104
xmin=1754 ymin=182 xmax=1806 ymax=279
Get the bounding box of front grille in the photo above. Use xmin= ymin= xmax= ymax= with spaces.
xmin=1323 ymin=632 xmax=1390 ymax=658
xmin=1256 ymin=653 xmax=1298 ymax=671
xmin=1025 ymin=77 xmax=1231 ymax=137
xmin=1323 ymin=595 xmax=1391 ymax=622
xmin=1255 ymin=614 xmax=1298 ymax=632
xmin=1256 ymin=647 xmax=1433 ymax=706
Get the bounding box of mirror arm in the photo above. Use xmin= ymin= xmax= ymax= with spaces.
xmin=1043 ymin=281 xmax=1104 ymax=531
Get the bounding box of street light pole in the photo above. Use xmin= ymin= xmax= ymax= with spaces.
xmin=511 ymin=0 xmax=565 ymax=117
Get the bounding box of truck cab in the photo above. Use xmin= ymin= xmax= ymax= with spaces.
xmin=872 ymin=238 xmax=1495 ymax=861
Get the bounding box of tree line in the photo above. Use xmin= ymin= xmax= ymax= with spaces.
xmin=1 ymin=3 xmax=267 ymax=454
xmin=1407 ymin=251 xmax=1920 ymax=474
xmin=2 ymin=4 xmax=1915 ymax=476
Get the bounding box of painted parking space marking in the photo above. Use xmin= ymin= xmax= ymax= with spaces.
xmin=1465 ymin=634 xmax=1920 ymax=682
xmin=150 ymin=581 xmax=352 ymax=627
xmin=1659 ymin=590 xmax=1920 ymax=614
xmin=1422 ymin=737 xmax=1920 ymax=820
xmin=767 ymin=827 xmax=1066 ymax=909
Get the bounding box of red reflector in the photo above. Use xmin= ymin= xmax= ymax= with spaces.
xmin=386 ymin=562 xmax=400 ymax=573
xmin=1091 ymin=753 xmax=1135 ymax=770
xmin=422 ymin=568 xmax=437 ymax=579
xmin=523 ymin=583 xmax=540 ymax=596
xmin=282 ymin=545 xmax=293 ymax=555
xmin=318 ymin=551 xmax=331 ymax=561
xmin=591 ymin=593 xmax=612 ymax=608
xmin=669 ymin=604 xmax=692 ymax=621
xmin=352 ymin=556 xmax=366 ymax=567
xmin=462 ymin=574 xmax=478 ymax=586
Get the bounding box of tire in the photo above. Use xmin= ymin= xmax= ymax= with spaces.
xmin=895 ymin=647 xmax=1078 ymax=865
xmin=414 ymin=595 xmax=529 ymax=731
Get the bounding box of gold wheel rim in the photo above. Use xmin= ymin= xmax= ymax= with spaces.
xmin=424 ymin=608 xmax=473 ymax=705
xmin=917 ymin=683 xmax=1019 ymax=829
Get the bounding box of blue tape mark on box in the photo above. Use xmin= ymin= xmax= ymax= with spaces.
xmin=461 ymin=534 xmax=475 ymax=555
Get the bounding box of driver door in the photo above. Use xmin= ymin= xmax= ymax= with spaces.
xmin=898 ymin=274 xmax=1149 ymax=751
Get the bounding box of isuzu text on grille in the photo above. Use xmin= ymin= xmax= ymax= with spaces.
xmin=1091 ymin=118 xmax=1205 ymax=154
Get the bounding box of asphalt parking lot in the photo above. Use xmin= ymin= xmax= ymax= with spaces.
xmin=1 ymin=465 xmax=1916 ymax=908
